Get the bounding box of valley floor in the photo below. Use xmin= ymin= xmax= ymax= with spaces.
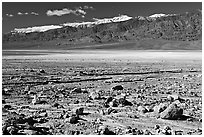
xmin=2 ymin=50 xmax=202 ymax=135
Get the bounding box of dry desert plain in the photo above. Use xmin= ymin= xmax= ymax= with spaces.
xmin=2 ymin=50 xmax=202 ymax=135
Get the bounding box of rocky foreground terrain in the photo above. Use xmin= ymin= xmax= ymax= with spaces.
xmin=2 ymin=52 xmax=202 ymax=135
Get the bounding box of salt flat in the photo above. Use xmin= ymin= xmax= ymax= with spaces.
xmin=2 ymin=50 xmax=202 ymax=63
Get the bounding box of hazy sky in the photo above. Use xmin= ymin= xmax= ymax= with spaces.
xmin=2 ymin=2 xmax=202 ymax=33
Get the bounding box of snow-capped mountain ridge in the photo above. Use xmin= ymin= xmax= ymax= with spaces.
xmin=63 ymin=15 xmax=133 ymax=28
xmin=12 ymin=15 xmax=133 ymax=33
xmin=4 ymin=9 xmax=201 ymax=46
xmin=12 ymin=14 xmax=177 ymax=33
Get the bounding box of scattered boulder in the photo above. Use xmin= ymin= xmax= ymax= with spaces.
xmin=25 ymin=116 xmax=37 ymax=126
xmin=118 ymin=98 xmax=132 ymax=106
xmin=73 ymin=100 xmax=79 ymax=104
xmin=103 ymin=96 xmax=113 ymax=107
xmin=52 ymin=102 xmax=60 ymax=108
xmin=21 ymin=130 xmax=38 ymax=135
xmin=145 ymin=105 xmax=154 ymax=112
xmin=120 ymin=93 xmax=127 ymax=98
xmin=70 ymin=88 xmax=82 ymax=94
xmin=109 ymin=99 xmax=119 ymax=107
xmin=72 ymin=107 xmax=84 ymax=115
xmin=63 ymin=113 xmax=70 ymax=119
xmin=3 ymin=105 xmax=12 ymax=109
xmin=138 ymin=106 xmax=148 ymax=113
xmin=52 ymin=102 xmax=64 ymax=108
xmin=154 ymin=124 xmax=160 ymax=130
xmin=2 ymin=88 xmax=9 ymax=95
xmin=28 ymin=90 xmax=36 ymax=95
xmin=143 ymin=129 xmax=153 ymax=135
xmin=24 ymin=86 xmax=30 ymax=93
xmin=39 ymin=112 xmax=48 ymax=117
xmin=112 ymin=85 xmax=123 ymax=90
xmin=81 ymin=89 xmax=88 ymax=93
xmin=95 ymin=118 xmax=104 ymax=124
xmin=106 ymin=107 xmax=117 ymax=115
xmin=39 ymin=69 xmax=45 ymax=73
xmin=124 ymin=126 xmax=132 ymax=134
xmin=167 ymin=94 xmax=184 ymax=102
xmin=133 ymin=129 xmax=144 ymax=135
xmin=10 ymin=76 xmax=14 ymax=80
xmin=160 ymin=103 xmax=183 ymax=120
xmin=66 ymin=114 xmax=79 ymax=124
xmin=161 ymin=126 xmax=172 ymax=135
xmin=30 ymin=69 xmax=35 ymax=72
xmin=99 ymin=109 xmax=105 ymax=115
xmin=6 ymin=126 xmax=19 ymax=135
xmin=174 ymin=130 xmax=183 ymax=135
xmin=104 ymin=96 xmax=113 ymax=104
xmin=199 ymin=118 xmax=202 ymax=122
xmin=97 ymin=125 xmax=115 ymax=135
xmin=32 ymin=95 xmax=39 ymax=105
xmin=2 ymin=99 xmax=6 ymax=104
xmin=172 ymin=100 xmax=181 ymax=105
xmin=38 ymin=100 xmax=48 ymax=104
xmin=89 ymin=91 xmax=101 ymax=100
xmin=2 ymin=125 xmax=9 ymax=135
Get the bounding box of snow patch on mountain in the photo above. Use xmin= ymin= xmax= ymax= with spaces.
xmin=149 ymin=13 xmax=167 ymax=18
xmin=149 ymin=13 xmax=177 ymax=19
xmin=63 ymin=15 xmax=132 ymax=28
xmin=93 ymin=15 xmax=133 ymax=23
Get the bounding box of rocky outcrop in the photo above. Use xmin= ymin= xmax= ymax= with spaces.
xmin=160 ymin=103 xmax=183 ymax=120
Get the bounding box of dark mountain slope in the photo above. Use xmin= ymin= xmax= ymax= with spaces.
xmin=2 ymin=9 xmax=202 ymax=50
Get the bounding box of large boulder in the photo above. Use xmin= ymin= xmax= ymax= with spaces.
xmin=160 ymin=103 xmax=183 ymax=120
xmin=153 ymin=103 xmax=168 ymax=113
xmin=112 ymin=85 xmax=124 ymax=90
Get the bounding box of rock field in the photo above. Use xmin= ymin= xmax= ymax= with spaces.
xmin=2 ymin=51 xmax=202 ymax=135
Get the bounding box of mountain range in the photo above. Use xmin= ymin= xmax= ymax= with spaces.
xmin=2 ymin=9 xmax=202 ymax=50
